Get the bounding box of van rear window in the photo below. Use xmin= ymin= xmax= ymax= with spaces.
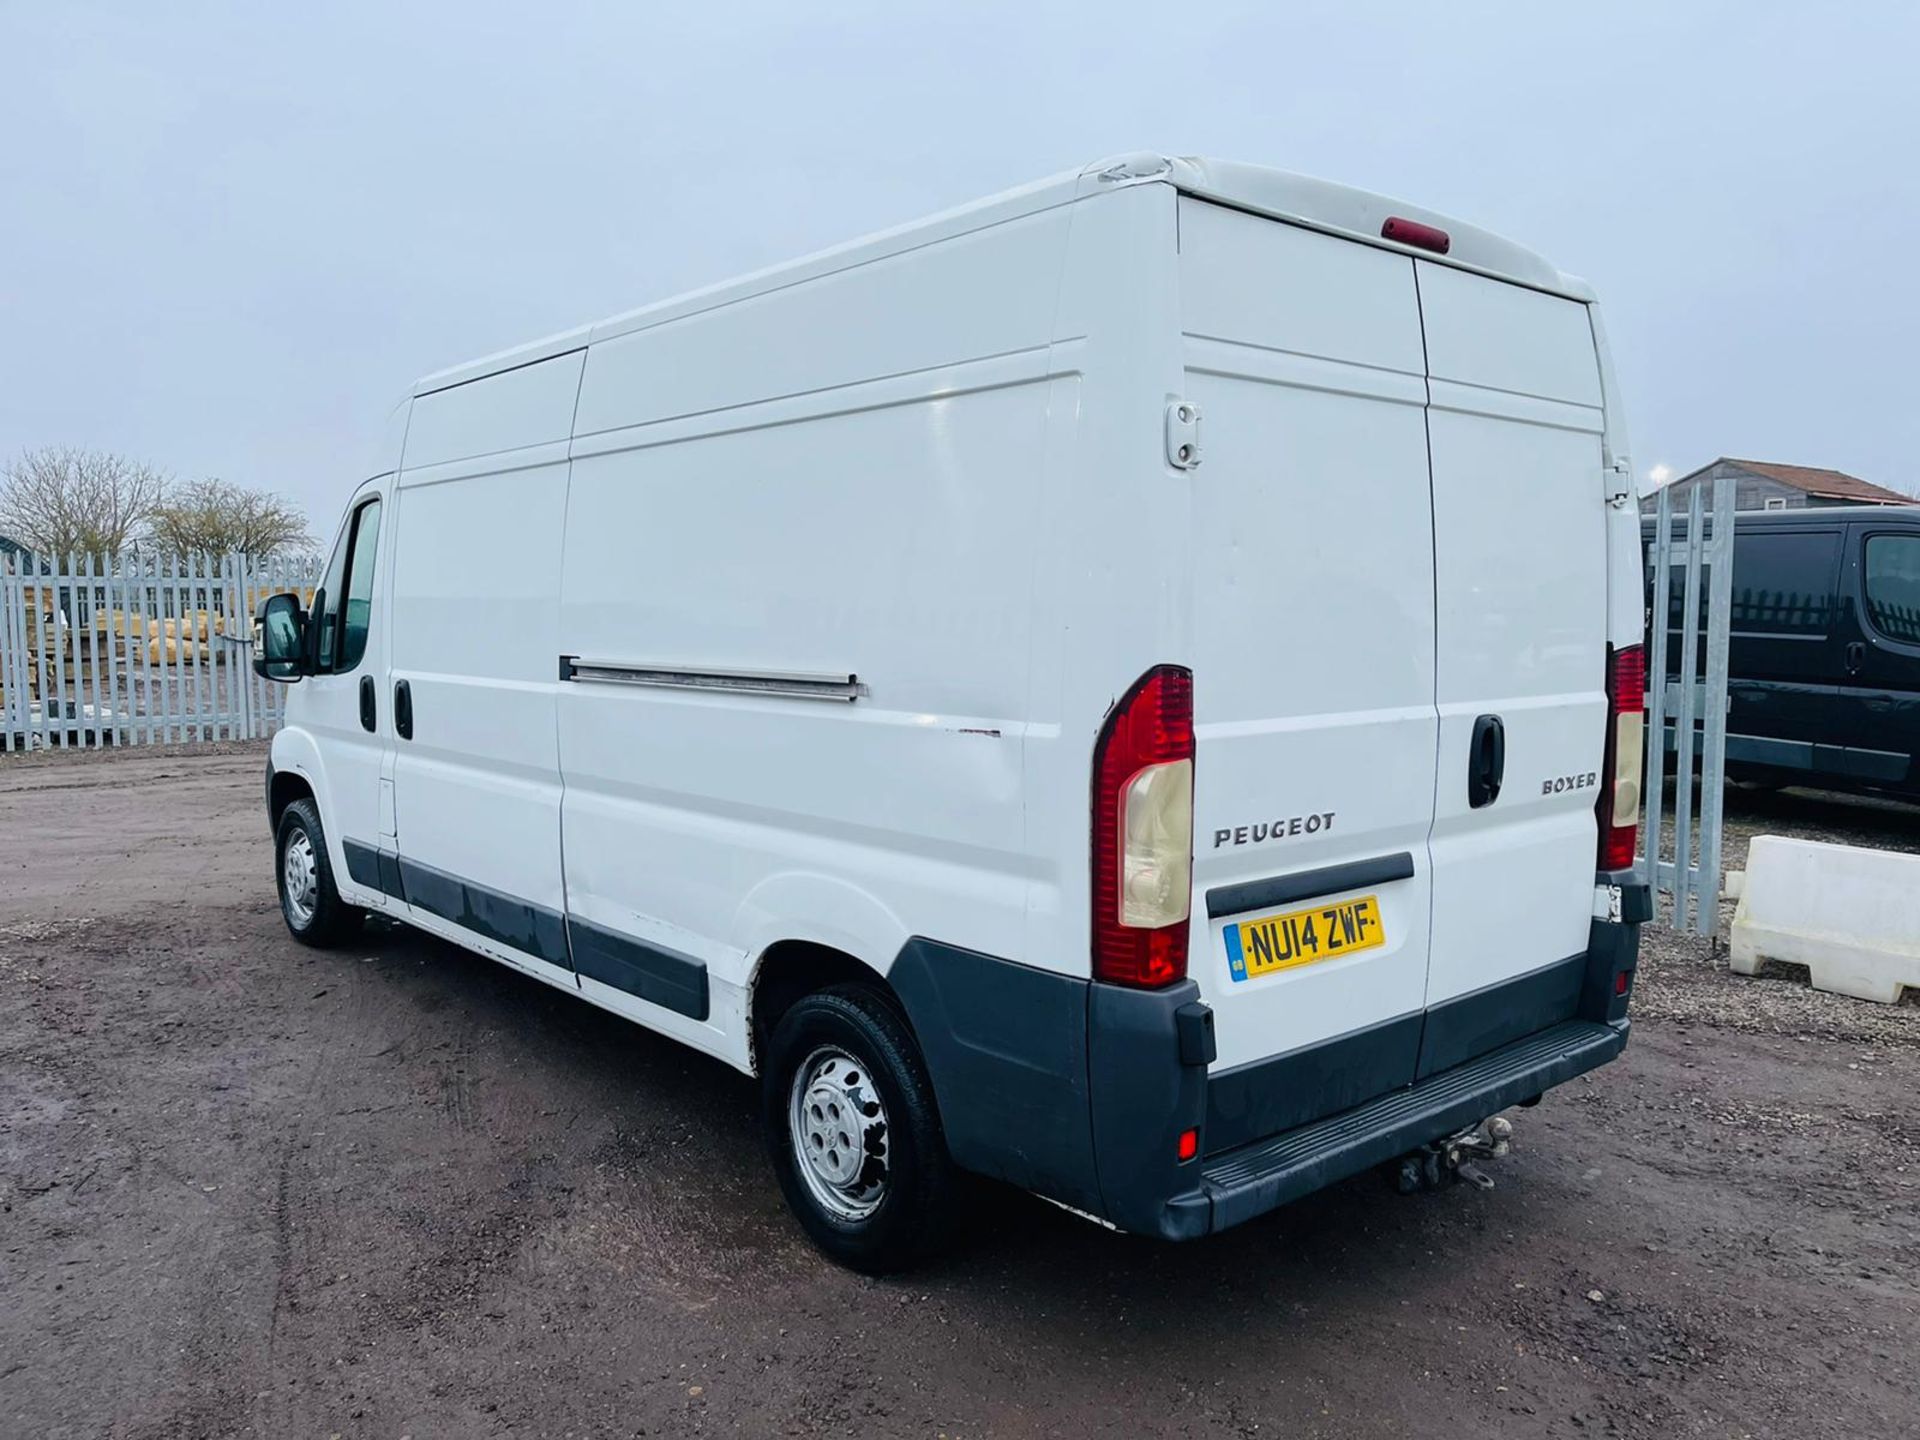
xmin=1864 ymin=535 xmax=1920 ymax=645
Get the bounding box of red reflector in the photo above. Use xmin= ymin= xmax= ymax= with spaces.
xmin=1177 ymin=1128 xmax=1199 ymax=1162
xmin=1615 ymin=970 xmax=1631 ymax=996
xmin=1382 ymin=216 xmax=1451 ymax=254
xmin=1599 ymin=825 xmax=1637 ymax=873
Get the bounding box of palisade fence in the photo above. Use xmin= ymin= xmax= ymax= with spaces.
xmin=0 ymin=550 xmax=321 ymax=753
xmin=1643 ymin=477 xmax=1735 ymax=937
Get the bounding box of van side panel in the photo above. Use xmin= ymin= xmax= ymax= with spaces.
xmin=405 ymin=351 xmax=585 ymax=469
xmin=1646 ymin=514 xmax=1920 ymax=793
xmin=1416 ymin=262 xmax=1608 ymax=1015
xmin=1684 ymin=522 xmax=1846 ymax=778
xmin=1015 ymin=182 xmax=1187 ymax=983
xmin=570 ymin=208 xmax=1071 ymax=439
xmin=555 ymin=208 xmax=1072 ymax=1063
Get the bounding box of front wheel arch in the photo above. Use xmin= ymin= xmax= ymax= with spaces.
xmin=268 ymin=767 xmax=314 ymax=835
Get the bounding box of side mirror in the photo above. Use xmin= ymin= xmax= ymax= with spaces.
xmin=253 ymin=592 xmax=309 ymax=682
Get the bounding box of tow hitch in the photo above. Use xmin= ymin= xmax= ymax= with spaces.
xmin=1391 ymin=1115 xmax=1513 ymax=1194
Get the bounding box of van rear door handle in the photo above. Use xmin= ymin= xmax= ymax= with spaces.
xmin=394 ymin=679 xmax=413 ymax=741
xmin=1846 ymin=640 xmax=1866 ymax=674
xmin=1468 ymin=714 xmax=1504 ymax=808
xmin=358 ymin=675 xmax=376 ymax=733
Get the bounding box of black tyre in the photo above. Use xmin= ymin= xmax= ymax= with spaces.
xmin=762 ymin=985 xmax=958 ymax=1273
xmin=275 ymin=797 xmax=364 ymax=948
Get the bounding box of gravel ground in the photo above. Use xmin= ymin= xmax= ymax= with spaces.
xmin=1637 ymin=782 xmax=1920 ymax=1046
xmin=1 ymin=745 xmax=1916 ymax=1439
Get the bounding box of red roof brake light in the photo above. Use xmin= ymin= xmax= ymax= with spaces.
xmin=1381 ymin=216 xmax=1451 ymax=255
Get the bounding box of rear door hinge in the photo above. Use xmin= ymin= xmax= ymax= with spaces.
xmin=1166 ymin=400 xmax=1202 ymax=470
xmin=1604 ymin=462 xmax=1632 ymax=509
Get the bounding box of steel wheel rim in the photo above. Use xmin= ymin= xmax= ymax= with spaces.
xmin=282 ymin=830 xmax=318 ymax=927
xmin=787 ymin=1045 xmax=890 ymax=1220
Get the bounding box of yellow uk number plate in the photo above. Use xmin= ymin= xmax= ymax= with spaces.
xmin=1225 ymin=895 xmax=1385 ymax=983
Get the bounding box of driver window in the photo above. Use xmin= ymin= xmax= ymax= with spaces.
xmin=313 ymin=518 xmax=350 ymax=671
xmin=313 ymin=496 xmax=383 ymax=673
xmin=338 ymin=499 xmax=382 ymax=669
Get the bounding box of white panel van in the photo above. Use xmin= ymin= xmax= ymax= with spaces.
xmin=256 ymin=153 xmax=1650 ymax=1272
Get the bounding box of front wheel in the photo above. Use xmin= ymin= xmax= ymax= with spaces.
xmin=275 ymin=797 xmax=364 ymax=948
xmin=762 ymin=985 xmax=958 ymax=1273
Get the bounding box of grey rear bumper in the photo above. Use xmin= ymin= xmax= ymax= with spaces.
xmin=889 ymin=883 xmax=1644 ymax=1242
xmin=1161 ymin=1016 xmax=1627 ymax=1239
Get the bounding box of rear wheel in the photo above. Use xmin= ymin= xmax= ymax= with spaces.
xmin=762 ymin=985 xmax=957 ymax=1273
xmin=275 ymin=797 xmax=364 ymax=948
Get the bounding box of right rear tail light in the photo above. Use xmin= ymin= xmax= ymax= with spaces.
xmin=1597 ymin=644 xmax=1645 ymax=872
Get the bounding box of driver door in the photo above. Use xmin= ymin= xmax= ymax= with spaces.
xmin=303 ymin=478 xmax=393 ymax=907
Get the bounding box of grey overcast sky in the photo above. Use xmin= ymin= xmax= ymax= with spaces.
xmin=3 ymin=1 xmax=1916 ymax=536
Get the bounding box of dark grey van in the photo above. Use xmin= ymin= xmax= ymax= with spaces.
xmin=1644 ymin=505 xmax=1920 ymax=800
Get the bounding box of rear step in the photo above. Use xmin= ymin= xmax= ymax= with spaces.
xmin=1168 ymin=1019 xmax=1628 ymax=1236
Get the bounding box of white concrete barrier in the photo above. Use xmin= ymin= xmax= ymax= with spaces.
xmin=1730 ymin=836 xmax=1920 ymax=1004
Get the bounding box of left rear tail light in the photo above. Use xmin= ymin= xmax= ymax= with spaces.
xmin=1597 ymin=644 xmax=1645 ymax=872
xmin=1091 ymin=665 xmax=1195 ymax=987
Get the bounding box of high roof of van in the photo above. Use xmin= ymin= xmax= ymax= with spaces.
xmin=412 ymin=152 xmax=1592 ymax=398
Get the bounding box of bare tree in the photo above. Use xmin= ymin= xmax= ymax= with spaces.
xmin=0 ymin=446 xmax=167 ymax=557
xmin=148 ymin=477 xmax=315 ymax=559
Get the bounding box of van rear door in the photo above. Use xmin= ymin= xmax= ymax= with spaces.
xmin=1415 ymin=262 xmax=1609 ymax=1073
xmin=1178 ymin=200 xmax=1440 ymax=1150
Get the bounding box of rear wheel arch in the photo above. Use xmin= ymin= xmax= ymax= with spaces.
xmin=748 ymin=940 xmax=908 ymax=1073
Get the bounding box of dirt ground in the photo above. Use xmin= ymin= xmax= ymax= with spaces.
xmin=1 ymin=746 xmax=1916 ymax=1439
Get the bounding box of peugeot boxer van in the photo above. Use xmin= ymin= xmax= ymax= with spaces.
xmin=1645 ymin=505 xmax=1920 ymax=800
xmin=255 ymin=154 xmax=1649 ymax=1272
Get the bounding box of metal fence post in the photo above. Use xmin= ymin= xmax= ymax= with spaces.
xmin=1645 ymin=487 xmax=1672 ymax=918
xmin=1644 ymin=480 xmax=1735 ymax=940
xmin=1693 ymin=478 xmax=1737 ymax=936
xmin=0 ymin=555 xmax=17 ymax=752
xmin=135 ymin=551 xmax=157 ymax=746
xmin=83 ymin=550 xmax=104 ymax=748
xmin=1671 ymin=488 xmax=1704 ymax=928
